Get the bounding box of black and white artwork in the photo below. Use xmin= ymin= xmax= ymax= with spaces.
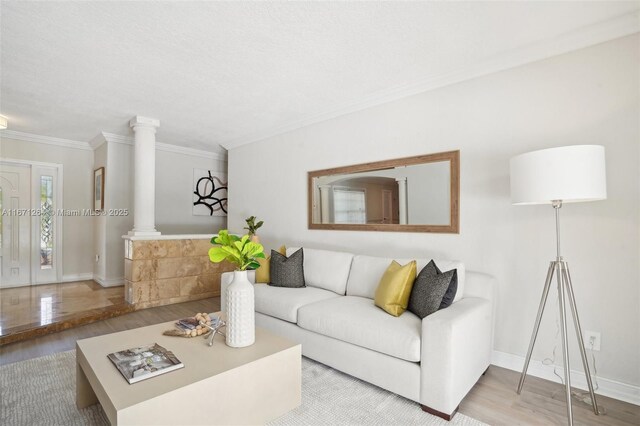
xmin=192 ymin=169 xmax=227 ymax=216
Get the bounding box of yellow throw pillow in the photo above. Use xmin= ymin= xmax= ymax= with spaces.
xmin=374 ymin=260 xmax=417 ymax=316
xmin=255 ymin=245 xmax=286 ymax=283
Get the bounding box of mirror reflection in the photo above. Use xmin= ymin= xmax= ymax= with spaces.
xmin=308 ymin=151 xmax=459 ymax=233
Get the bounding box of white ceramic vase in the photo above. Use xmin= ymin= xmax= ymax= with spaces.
xmin=225 ymin=270 xmax=255 ymax=347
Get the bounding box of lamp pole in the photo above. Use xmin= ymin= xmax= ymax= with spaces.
xmin=554 ymin=200 xmax=562 ymax=259
xmin=516 ymin=202 xmax=599 ymax=425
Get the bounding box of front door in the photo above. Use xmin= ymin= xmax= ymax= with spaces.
xmin=0 ymin=164 xmax=32 ymax=287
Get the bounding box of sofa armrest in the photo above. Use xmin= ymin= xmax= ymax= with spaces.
xmin=420 ymin=297 xmax=493 ymax=415
xmin=220 ymin=270 xmax=256 ymax=313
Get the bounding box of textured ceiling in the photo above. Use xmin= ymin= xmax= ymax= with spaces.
xmin=1 ymin=1 xmax=638 ymax=152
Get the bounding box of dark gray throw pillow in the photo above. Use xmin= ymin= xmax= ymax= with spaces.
xmin=407 ymin=260 xmax=458 ymax=319
xmin=439 ymin=268 xmax=458 ymax=310
xmin=269 ymin=248 xmax=306 ymax=288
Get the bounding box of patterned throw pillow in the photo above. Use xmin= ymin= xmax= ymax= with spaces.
xmin=407 ymin=260 xmax=458 ymax=319
xmin=269 ymin=248 xmax=305 ymax=288
xmin=438 ymin=266 xmax=458 ymax=310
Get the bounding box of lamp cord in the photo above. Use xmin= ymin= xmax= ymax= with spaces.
xmin=543 ymin=295 xmax=606 ymax=415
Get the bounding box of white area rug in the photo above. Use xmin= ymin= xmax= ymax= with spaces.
xmin=0 ymin=351 xmax=486 ymax=426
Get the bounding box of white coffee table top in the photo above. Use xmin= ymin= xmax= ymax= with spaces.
xmin=76 ymin=320 xmax=299 ymax=412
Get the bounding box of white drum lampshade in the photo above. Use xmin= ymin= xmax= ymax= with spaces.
xmin=510 ymin=145 xmax=607 ymax=205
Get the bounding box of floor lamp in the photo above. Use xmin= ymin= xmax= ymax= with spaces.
xmin=510 ymin=145 xmax=606 ymax=426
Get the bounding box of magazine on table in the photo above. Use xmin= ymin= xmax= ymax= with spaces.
xmin=107 ymin=343 xmax=184 ymax=384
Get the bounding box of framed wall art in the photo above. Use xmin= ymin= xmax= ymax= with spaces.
xmin=193 ymin=169 xmax=227 ymax=216
xmin=94 ymin=167 xmax=105 ymax=211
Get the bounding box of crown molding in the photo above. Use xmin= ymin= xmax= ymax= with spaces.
xmin=101 ymin=132 xmax=226 ymax=161
xmin=1 ymin=130 xmax=92 ymax=151
xmin=221 ymin=10 xmax=640 ymax=150
xmin=1 ymin=129 xmax=225 ymax=161
xmin=156 ymin=141 xmax=226 ymax=161
xmin=101 ymin=132 xmax=133 ymax=146
xmin=89 ymin=133 xmax=107 ymax=150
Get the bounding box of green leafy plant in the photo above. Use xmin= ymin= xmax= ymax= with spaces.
xmin=208 ymin=230 xmax=265 ymax=271
xmin=243 ymin=216 xmax=264 ymax=236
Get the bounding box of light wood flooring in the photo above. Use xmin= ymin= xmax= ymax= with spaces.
xmin=1 ymin=297 xmax=638 ymax=426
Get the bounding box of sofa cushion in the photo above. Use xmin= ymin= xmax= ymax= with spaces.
xmin=346 ymin=255 xmax=465 ymax=303
xmin=297 ymin=296 xmax=422 ymax=362
xmin=254 ymin=284 xmax=338 ymax=323
xmin=287 ymin=247 xmax=354 ymax=295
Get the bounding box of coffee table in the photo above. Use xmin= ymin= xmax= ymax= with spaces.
xmin=76 ymin=319 xmax=301 ymax=425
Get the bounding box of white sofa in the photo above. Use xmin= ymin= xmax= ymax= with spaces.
xmin=221 ymin=247 xmax=495 ymax=420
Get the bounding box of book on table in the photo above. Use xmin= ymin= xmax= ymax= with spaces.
xmin=107 ymin=343 xmax=184 ymax=384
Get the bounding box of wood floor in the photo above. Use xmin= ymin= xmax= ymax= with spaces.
xmin=0 ymin=280 xmax=132 ymax=344
xmin=1 ymin=297 xmax=638 ymax=426
xmin=460 ymin=365 xmax=639 ymax=425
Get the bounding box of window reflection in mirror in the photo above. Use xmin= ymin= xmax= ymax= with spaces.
xmin=308 ymin=151 xmax=459 ymax=233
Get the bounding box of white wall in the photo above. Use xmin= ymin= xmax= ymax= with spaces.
xmin=156 ymin=150 xmax=227 ymax=234
xmin=0 ymin=137 xmax=94 ymax=278
xmin=100 ymin=141 xmax=134 ymax=284
xmin=227 ymin=35 xmax=639 ymax=387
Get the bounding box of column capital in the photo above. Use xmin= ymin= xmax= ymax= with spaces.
xmin=129 ymin=116 xmax=160 ymax=130
xmin=395 ymin=177 xmax=407 ymax=183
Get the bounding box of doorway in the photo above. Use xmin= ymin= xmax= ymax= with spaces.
xmin=0 ymin=160 xmax=62 ymax=287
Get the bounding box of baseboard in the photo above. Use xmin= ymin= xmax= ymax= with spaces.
xmin=491 ymin=350 xmax=640 ymax=406
xmin=61 ymin=273 xmax=94 ymax=283
xmin=92 ymin=275 xmax=124 ymax=287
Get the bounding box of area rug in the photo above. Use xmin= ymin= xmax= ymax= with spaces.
xmin=0 ymin=351 xmax=486 ymax=425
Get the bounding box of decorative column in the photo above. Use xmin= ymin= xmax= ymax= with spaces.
xmin=396 ymin=177 xmax=408 ymax=225
xmin=128 ymin=116 xmax=161 ymax=236
xmin=319 ymin=185 xmax=332 ymax=224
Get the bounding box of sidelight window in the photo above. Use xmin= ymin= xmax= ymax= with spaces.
xmin=40 ymin=176 xmax=53 ymax=269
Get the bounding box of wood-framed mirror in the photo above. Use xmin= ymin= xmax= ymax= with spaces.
xmin=308 ymin=150 xmax=459 ymax=233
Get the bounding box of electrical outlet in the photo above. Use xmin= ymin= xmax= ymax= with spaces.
xmin=584 ymin=331 xmax=601 ymax=351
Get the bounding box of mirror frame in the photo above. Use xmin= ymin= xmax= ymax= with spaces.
xmin=308 ymin=150 xmax=459 ymax=233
